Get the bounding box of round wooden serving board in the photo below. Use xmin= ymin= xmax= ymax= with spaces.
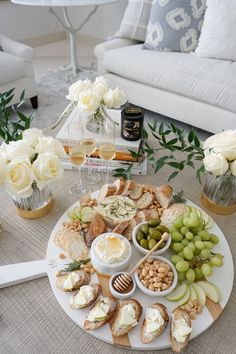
xmin=46 ymin=192 xmax=234 ymax=350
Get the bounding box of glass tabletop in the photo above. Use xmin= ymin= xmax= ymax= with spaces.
xmin=11 ymin=0 xmax=118 ymax=7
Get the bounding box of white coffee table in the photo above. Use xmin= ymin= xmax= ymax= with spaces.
xmin=11 ymin=0 xmax=118 ymax=76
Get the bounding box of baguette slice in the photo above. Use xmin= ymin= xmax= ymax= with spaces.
xmin=85 ymin=213 xmax=107 ymax=247
xmin=98 ymin=184 xmax=116 ymax=203
xmin=113 ymin=221 xmax=129 ymax=235
xmin=170 ymin=308 xmax=192 ymax=353
xmin=137 ymin=192 xmax=154 ymax=210
xmin=110 ymin=299 xmax=142 ymax=337
xmin=156 ymin=185 xmax=173 ymax=209
xmin=122 ymin=180 xmax=136 ymax=196
xmin=84 ymin=296 xmax=117 ymax=330
xmin=123 ymin=218 xmax=137 ymax=241
xmin=129 ymin=183 xmax=143 ymax=200
xmin=141 ymin=303 xmax=169 ymax=344
xmin=70 ymin=284 xmax=102 ymax=309
xmin=113 ymin=178 xmax=125 ymax=195
xmin=56 ymin=269 xmax=90 ymax=292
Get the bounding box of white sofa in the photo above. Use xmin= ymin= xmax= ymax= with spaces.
xmin=95 ymin=38 xmax=236 ymax=133
xmin=0 ymin=34 xmax=38 ymax=108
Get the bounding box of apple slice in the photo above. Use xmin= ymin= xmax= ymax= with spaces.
xmin=191 ymin=283 xmax=206 ymax=307
xmin=177 ymin=286 xmax=190 ymax=306
xmin=209 ymin=282 xmax=223 ymax=301
xmin=189 ymin=285 xmax=198 ymax=301
xmin=81 ymin=206 xmax=96 ymax=223
xmin=197 ymin=281 xmax=219 ymax=303
xmin=165 ymin=284 xmax=187 ymax=302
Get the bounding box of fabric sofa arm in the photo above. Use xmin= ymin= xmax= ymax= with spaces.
xmin=94 ymin=38 xmax=139 ymax=61
xmin=0 ymin=34 xmax=34 ymax=62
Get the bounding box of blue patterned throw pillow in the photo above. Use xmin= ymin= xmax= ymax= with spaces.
xmin=144 ymin=0 xmax=206 ymax=52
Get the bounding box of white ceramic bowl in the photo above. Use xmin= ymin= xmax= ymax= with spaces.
xmin=134 ymin=256 xmax=178 ymax=297
xmin=132 ymin=221 xmax=171 ymax=256
xmin=109 ymin=272 xmax=136 ymax=300
xmin=91 ymin=232 xmax=132 ymax=275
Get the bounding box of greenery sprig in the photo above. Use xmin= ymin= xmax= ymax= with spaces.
xmin=61 ymin=259 xmax=90 ymax=272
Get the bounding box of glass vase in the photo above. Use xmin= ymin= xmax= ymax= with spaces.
xmin=11 ymin=182 xmax=53 ymax=219
xmin=86 ymin=106 xmax=106 ymax=133
xmin=201 ymin=173 xmax=236 ymax=214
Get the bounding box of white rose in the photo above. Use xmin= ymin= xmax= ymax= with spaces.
xmin=203 ymin=151 xmax=229 ymax=176
xmin=33 ymin=152 xmax=63 ymax=188
xmin=35 ymin=137 xmax=66 ymax=159
xmin=66 ymin=79 xmax=92 ymax=102
xmin=0 ymin=157 xmax=7 ymax=186
xmin=22 ymin=128 xmax=44 ymax=148
xmin=78 ymin=89 xmax=101 ymax=113
xmin=92 ymin=76 xmax=108 ymax=98
xmin=5 ymin=140 xmax=34 ymax=161
xmin=230 ymin=160 xmax=236 ymax=177
xmin=0 ymin=142 xmax=9 ymax=163
xmin=5 ymin=158 xmax=35 ymax=198
xmin=203 ymin=130 xmax=236 ymax=161
xmin=103 ymin=87 xmax=127 ymax=108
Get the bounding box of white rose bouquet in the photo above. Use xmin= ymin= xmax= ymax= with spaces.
xmin=52 ymin=76 xmax=127 ymax=130
xmin=0 ymin=128 xmax=65 ymax=198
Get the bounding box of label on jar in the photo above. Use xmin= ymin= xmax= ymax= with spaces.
xmin=123 ymin=119 xmax=141 ymax=140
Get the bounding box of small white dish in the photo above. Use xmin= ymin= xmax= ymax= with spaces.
xmin=134 ymin=256 xmax=178 ymax=297
xmin=132 ymin=221 xmax=171 ymax=256
xmin=109 ymin=272 xmax=136 ymax=300
xmin=91 ymin=232 xmax=132 ymax=275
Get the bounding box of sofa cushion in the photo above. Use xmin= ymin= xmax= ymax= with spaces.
xmin=103 ymin=44 xmax=236 ymax=113
xmin=0 ymin=52 xmax=25 ymax=85
xmin=144 ymin=0 xmax=206 ymax=52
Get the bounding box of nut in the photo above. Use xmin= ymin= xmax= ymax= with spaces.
xmin=58 ymin=253 xmax=65 ymax=259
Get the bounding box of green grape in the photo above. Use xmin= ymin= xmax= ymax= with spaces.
xmin=195 ymin=266 xmax=203 ymax=280
xmin=210 ymin=234 xmax=219 ymax=244
xmin=170 ymin=227 xmax=178 ymax=234
xmin=186 ymin=268 xmax=196 ymax=282
xmin=189 ymin=216 xmax=199 ymax=228
xmin=210 ymin=255 xmax=223 ymax=267
xmin=172 ymin=242 xmax=184 ymax=252
xmin=193 ymin=236 xmax=201 ymax=242
xmin=171 ymin=255 xmax=184 ymax=264
xmin=177 ymin=271 xmax=186 ymax=282
xmin=200 ymin=248 xmax=211 ymax=259
xmin=195 ymin=240 xmax=205 ymax=250
xmin=181 ymin=239 xmax=189 ymax=247
xmin=194 ymin=249 xmax=201 ymax=256
xmin=188 ymin=242 xmax=196 ymax=252
xmin=215 ymin=253 xmax=224 ymax=259
xmin=172 ymin=231 xmax=183 ymax=242
xmin=191 ymin=227 xmax=201 ymax=234
xmin=201 ymin=263 xmax=213 ymax=277
xmin=185 ymin=231 xmax=193 ymax=240
xmin=183 ymin=246 xmax=194 ymax=260
xmin=204 ymin=241 xmax=214 ymax=250
xmin=177 ymin=251 xmax=184 ymax=258
xmin=181 ymin=226 xmax=190 ymax=235
xmin=183 ymin=217 xmax=191 ymax=227
xmin=176 ymin=260 xmax=189 ymax=272
xmin=198 ymin=230 xmax=210 ymax=240
xmin=173 ymin=217 xmax=184 ymax=229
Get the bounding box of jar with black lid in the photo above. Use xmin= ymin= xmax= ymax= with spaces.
xmin=121 ymin=107 xmax=144 ymax=141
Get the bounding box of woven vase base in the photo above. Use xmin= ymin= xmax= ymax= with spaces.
xmin=15 ymin=198 xmax=53 ymax=219
xmin=201 ymin=193 xmax=236 ymax=215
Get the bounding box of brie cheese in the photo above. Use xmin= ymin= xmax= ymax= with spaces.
xmin=145 ymin=308 xmax=164 ymax=333
xmin=98 ymin=196 xmax=136 ymax=224
xmin=119 ymin=304 xmax=137 ymax=327
xmin=172 ymin=317 xmax=192 ymax=343
xmin=63 ymin=272 xmax=80 ymax=290
xmin=87 ymin=298 xmax=109 ymax=321
xmin=71 ymin=285 xmax=94 ymax=307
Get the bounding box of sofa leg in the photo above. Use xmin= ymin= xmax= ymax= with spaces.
xmin=30 ymin=96 xmax=38 ymax=109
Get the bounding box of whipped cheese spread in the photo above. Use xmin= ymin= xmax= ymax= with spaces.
xmin=145 ymin=308 xmax=164 ymax=333
xmin=71 ymin=285 xmax=94 ymax=307
xmin=95 ymin=233 xmax=130 ymax=264
xmin=172 ymin=317 xmax=192 ymax=343
xmin=87 ymin=297 xmax=109 ymax=322
xmin=119 ymin=304 xmax=137 ymax=328
xmin=98 ymin=196 xmax=136 ymax=224
xmin=63 ymin=272 xmax=80 ymax=290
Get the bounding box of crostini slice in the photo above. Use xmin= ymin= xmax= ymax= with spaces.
xmin=155 ymin=185 xmax=173 ymax=209
xmin=170 ymin=308 xmax=192 ymax=353
xmin=113 ymin=178 xmax=125 ymax=195
xmin=84 ymin=296 xmax=117 ymax=330
xmin=110 ymin=299 xmax=142 ymax=337
xmin=137 ymin=192 xmax=154 ymax=210
xmin=141 ymin=303 xmax=169 ymax=344
xmin=129 ymin=183 xmax=143 ymax=200
xmin=70 ymin=284 xmax=102 ymax=309
xmin=56 ymin=269 xmax=90 ymax=292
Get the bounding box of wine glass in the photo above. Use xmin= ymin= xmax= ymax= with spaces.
xmin=98 ymin=118 xmax=116 ymax=184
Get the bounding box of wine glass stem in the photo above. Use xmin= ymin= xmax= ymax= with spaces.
xmin=105 ymin=161 xmax=110 ymax=184
xmin=78 ymin=166 xmax=82 ymax=186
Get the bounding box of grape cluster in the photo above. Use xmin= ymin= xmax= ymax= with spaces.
xmin=170 ymin=209 xmax=224 ymax=282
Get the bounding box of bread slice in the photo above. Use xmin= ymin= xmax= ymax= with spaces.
xmin=113 ymin=178 xmax=125 ymax=195
xmin=85 ymin=213 xmax=107 ymax=247
xmin=129 ymin=183 xmax=143 ymax=200
xmin=113 ymin=221 xmax=129 ymax=235
xmin=156 ymin=185 xmax=173 ymax=209
xmin=70 ymin=284 xmax=102 ymax=309
xmin=123 ymin=218 xmax=137 ymax=241
xmin=98 ymin=184 xmax=117 ymax=203
xmin=161 ymin=204 xmax=189 ymax=229
xmin=122 ymin=180 xmax=136 ymax=196
xmin=84 ymin=296 xmax=117 ymax=330
xmin=56 ymin=269 xmax=90 ymax=292
xmin=170 ymin=308 xmax=192 ymax=353
xmin=110 ymin=299 xmax=142 ymax=337
xmin=141 ymin=303 xmax=169 ymax=344
xmin=137 ymin=192 xmax=154 ymax=210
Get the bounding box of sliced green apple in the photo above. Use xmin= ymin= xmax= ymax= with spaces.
xmin=197 ymin=281 xmax=219 ymax=303
xmin=189 ymin=285 xmax=198 ymax=301
xmin=177 ymin=286 xmax=190 ymax=306
xmin=165 ymin=284 xmax=187 ymax=302
xmin=209 ymin=282 xmax=223 ymax=301
xmin=81 ymin=206 xmax=96 ymax=223
xmin=191 ymin=283 xmax=206 ymax=307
